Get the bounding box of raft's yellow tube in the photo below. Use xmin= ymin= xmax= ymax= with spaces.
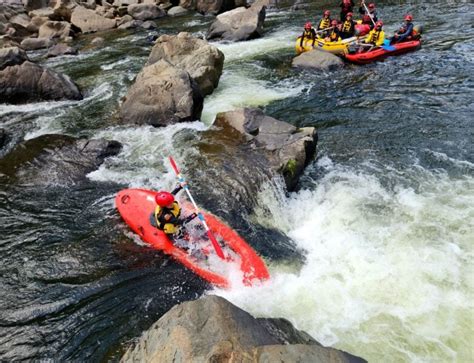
xmin=295 ymin=36 xmax=363 ymax=55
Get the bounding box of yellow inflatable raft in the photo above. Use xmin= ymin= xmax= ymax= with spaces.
xmin=295 ymin=36 xmax=362 ymax=55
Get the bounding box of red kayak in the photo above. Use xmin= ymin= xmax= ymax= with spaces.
xmin=115 ymin=189 xmax=270 ymax=288
xmin=344 ymin=40 xmax=421 ymax=64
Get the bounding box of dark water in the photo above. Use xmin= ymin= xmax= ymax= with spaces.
xmin=1 ymin=0 xmax=473 ymax=361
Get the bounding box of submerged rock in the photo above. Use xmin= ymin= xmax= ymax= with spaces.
xmin=206 ymin=4 xmax=265 ymax=41
xmin=121 ymin=296 xmax=367 ymax=363
xmin=46 ymin=43 xmax=78 ymax=57
xmin=147 ymin=32 xmax=224 ymax=96
xmin=0 ymin=61 xmax=82 ymax=103
xmin=120 ymin=59 xmax=203 ymax=127
xmin=292 ymin=49 xmax=344 ymax=70
xmin=0 ymin=134 xmax=122 ymax=186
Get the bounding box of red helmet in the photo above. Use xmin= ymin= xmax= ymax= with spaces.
xmin=155 ymin=191 xmax=174 ymax=207
xmin=323 ymin=10 xmax=330 ymax=16
xmin=375 ymin=20 xmax=383 ymax=28
xmin=346 ymin=12 xmax=353 ymax=17
xmin=305 ymin=22 xmax=312 ymax=29
xmin=368 ymin=3 xmax=375 ymax=9
xmin=331 ymin=20 xmax=338 ymax=26
xmin=404 ymin=14 xmax=413 ymax=21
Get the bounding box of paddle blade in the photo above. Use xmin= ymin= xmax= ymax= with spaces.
xmin=382 ymin=45 xmax=396 ymax=51
xmin=207 ymin=230 xmax=225 ymax=260
xmin=169 ymin=156 xmax=180 ymax=175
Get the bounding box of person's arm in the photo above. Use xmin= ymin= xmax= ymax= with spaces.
xmin=300 ymin=31 xmax=305 ymax=47
xmin=170 ymin=184 xmax=183 ymax=195
xmin=398 ymin=23 xmax=413 ymax=41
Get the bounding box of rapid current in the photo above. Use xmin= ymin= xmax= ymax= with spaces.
xmin=1 ymin=0 xmax=473 ymax=361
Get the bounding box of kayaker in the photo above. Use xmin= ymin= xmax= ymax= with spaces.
xmin=317 ymin=10 xmax=332 ymax=38
xmin=153 ymin=183 xmax=197 ymax=241
xmin=340 ymin=12 xmax=356 ymax=39
xmin=364 ymin=20 xmax=385 ymax=48
xmin=300 ymin=21 xmax=317 ymax=48
xmin=390 ymin=14 xmax=414 ymax=44
xmin=326 ymin=20 xmax=341 ymax=42
xmin=339 ymin=0 xmax=354 ymax=21
xmin=359 ymin=1 xmax=378 ymax=25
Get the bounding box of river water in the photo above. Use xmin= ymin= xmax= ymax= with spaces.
xmin=1 ymin=0 xmax=473 ymax=361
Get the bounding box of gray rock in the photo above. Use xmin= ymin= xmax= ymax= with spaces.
xmin=20 ymin=37 xmax=54 ymax=50
xmin=46 ymin=43 xmax=78 ymax=57
xmin=28 ymin=8 xmax=55 ymax=18
xmin=51 ymin=0 xmax=78 ymax=21
xmin=9 ymin=13 xmax=32 ymax=29
xmin=90 ymin=36 xmax=104 ymax=46
xmin=127 ymin=3 xmax=166 ymax=21
xmin=71 ymin=5 xmax=116 ymax=33
xmin=147 ymin=32 xmax=224 ymax=96
xmin=140 ymin=20 xmax=156 ymax=29
xmin=0 ymin=61 xmax=82 ymax=103
xmin=116 ymin=14 xmax=133 ymax=26
xmin=26 ymin=16 xmax=49 ymax=33
xmin=213 ymin=108 xmax=317 ymax=190
xmin=206 ymin=4 xmax=265 ymax=41
xmin=113 ymin=0 xmax=139 ymax=6
xmin=167 ymin=5 xmax=189 ymax=16
xmin=38 ymin=20 xmax=72 ymax=39
xmin=0 ymin=134 xmax=122 ymax=186
xmin=121 ymin=296 xmax=367 ymax=363
xmin=117 ymin=20 xmax=142 ymax=29
xmin=22 ymin=0 xmax=49 ymax=11
xmin=120 ymin=59 xmax=203 ymax=127
xmin=292 ymin=49 xmax=344 ymax=70
xmin=0 ymin=46 xmax=29 ymax=71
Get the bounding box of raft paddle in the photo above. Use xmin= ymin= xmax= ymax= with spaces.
xmin=169 ymin=156 xmax=225 ymax=260
xmin=362 ymin=0 xmax=376 ymax=27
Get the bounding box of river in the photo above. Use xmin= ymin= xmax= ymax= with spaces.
xmin=0 ymin=0 xmax=473 ymax=361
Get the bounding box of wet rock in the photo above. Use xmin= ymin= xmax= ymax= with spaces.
xmin=46 ymin=43 xmax=78 ymax=57
xmin=38 ymin=20 xmax=72 ymax=39
xmin=121 ymin=296 xmax=367 ymax=363
xmin=140 ymin=20 xmax=157 ymax=29
xmin=90 ymin=36 xmax=104 ymax=46
xmin=147 ymin=32 xmax=224 ymax=96
xmin=0 ymin=61 xmax=82 ymax=103
xmin=167 ymin=5 xmax=189 ymax=16
xmin=117 ymin=19 xmax=142 ymax=29
xmin=292 ymin=49 xmax=344 ymax=70
xmin=116 ymin=14 xmax=133 ymax=26
xmin=195 ymin=0 xmax=240 ymax=15
xmin=212 ymin=107 xmax=317 ymax=191
xmin=0 ymin=134 xmax=122 ymax=186
xmin=71 ymin=5 xmax=116 ymax=33
xmin=206 ymin=4 xmax=265 ymax=41
xmin=0 ymin=128 xmax=8 ymax=150
xmin=20 ymin=37 xmax=54 ymax=50
xmin=120 ymin=59 xmax=203 ymax=127
xmin=0 ymin=46 xmax=29 ymax=71
xmin=127 ymin=3 xmax=166 ymax=21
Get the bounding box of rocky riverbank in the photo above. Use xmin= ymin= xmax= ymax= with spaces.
xmin=121 ymin=295 xmax=367 ymax=363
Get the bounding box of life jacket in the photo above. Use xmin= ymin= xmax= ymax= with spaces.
xmin=303 ymin=29 xmax=314 ymax=38
xmin=366 ymin=28 xmax=384 ymax=45
xmin=329 ymin=29 xmax=340 ymax=42
xmin=318 ymin=17 xmax=331 ymax=30
xmin=154 ymin=202 xmax=181 ymax=234
xmin=342 ymin=19 xmax=354 ymax=34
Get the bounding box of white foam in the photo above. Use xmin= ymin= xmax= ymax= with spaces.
xmin=212 ymin=159 xmax=474 ymax=362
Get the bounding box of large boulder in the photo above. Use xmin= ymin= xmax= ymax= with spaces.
xmin=121 ymin=296 xmax=367 ymax=363
xmin=38 ymin=20 xmax=72 ymax=39
xmin=147 ymin=32 xmax=224 ymax=96
xmin=0 ymin=134 xmax=122 ymax=186
xmin=0 ymin=47 xmax=29 ymax=71
xmin=20 ymin=37 xmax=54 ymax=50
xmin=213 ymin=107 xmax=317 ymax=191
xmin=120 ymin=59 xmax=203 ymax=127
xmin=206 ymin=4 xmax=265 ymax=41
xmin=127 ymin=3 xmax=166 ymax=21
xmin=0 ymin=61 xmax=82 ymax=103
xmin=71 ymin=5 xmax=116 ymax=33
xmin=167 ymin=5 xmax=189 ymax=16
xmin=292 ymin=49 xmax=344 ymax=70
